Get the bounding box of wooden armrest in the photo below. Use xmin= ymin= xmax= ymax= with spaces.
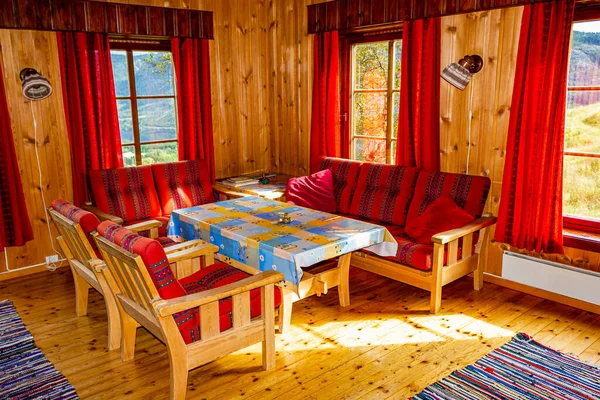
xmin=166 ymin=242 xmax=219 ymax=264
xmin=89 ymin=258 xmax=106 ymax=273
xmin=126 ymin=220 xmax=163 ymax=233
xmin=163 ymin=239 xmax=212 ymax=254
xmin=153 ymin=271 xmax=284 ymax=317
xmin=82 ymin=204 xmax=124 ymax=225
xmin=431 ymin=217 xmax=497 ymax=245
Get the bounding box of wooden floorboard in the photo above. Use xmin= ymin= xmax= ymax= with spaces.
xmin=2 ymin=267 xmax=600 ymax=399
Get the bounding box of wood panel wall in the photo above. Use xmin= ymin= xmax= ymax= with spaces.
xmin=0 ymin=29 xmax=72 ymax=276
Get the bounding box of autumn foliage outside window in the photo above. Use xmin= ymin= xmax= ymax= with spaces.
xmin=350 ymin=40 xmax=402 ymax=164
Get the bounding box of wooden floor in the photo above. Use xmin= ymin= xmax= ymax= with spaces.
xmin=3 ymin=267 xmax=600 ymax=399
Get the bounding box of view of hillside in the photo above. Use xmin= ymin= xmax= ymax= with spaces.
xmin=564 ymin=22 xmax=600 ymax=220
xmin=111 ymin=50 xmax=178 ymax=166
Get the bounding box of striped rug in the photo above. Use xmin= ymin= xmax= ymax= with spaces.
xmin=0 ymin=300 xmax=78 ymax=399
xmin=413 ymin=333 xmax=600 ymax=400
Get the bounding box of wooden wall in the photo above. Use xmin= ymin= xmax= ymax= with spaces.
xmin=0 ymin=29 xmax=72 ymax=276
xmin=439 ymin=7 xmax=523 ymax=276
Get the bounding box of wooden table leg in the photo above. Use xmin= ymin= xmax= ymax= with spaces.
xmin=337 ymin=253 xmax=352 ymax=307
xmin=279 ymin=288 xmax=295 ymax=333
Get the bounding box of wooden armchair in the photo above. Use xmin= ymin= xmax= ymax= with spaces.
xmin=49 ymin=199 xmax=214 ymax=352
xmin=92 ymin=223 xmax=283 ymax=400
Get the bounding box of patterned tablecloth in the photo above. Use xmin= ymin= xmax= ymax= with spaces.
xmin=168 ymin=197 xmax=398 ymax=289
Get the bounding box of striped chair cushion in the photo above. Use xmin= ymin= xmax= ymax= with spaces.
xmin=348 ymin=163 xmax=419 ymax=226
xmin=407 ymin=171 xmax=491 ymax=221
xmin=151 ymin=159 xmax=215 ymax=216
xmin=318 ymin=157 xmax=363 ymax=214
xmin=51 ymin=198 xmax=100 ymax=235
xmin=89 ymin=166 xmax=162 ymax=223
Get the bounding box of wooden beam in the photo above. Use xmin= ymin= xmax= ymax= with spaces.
xmin=307 ymin=0 xmax=599 ymax=33
xmin=0 ymin=0 xmax=214 ymax=39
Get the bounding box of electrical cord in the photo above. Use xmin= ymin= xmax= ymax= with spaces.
xmin=30 ymin=100 xmax=64 ymax=271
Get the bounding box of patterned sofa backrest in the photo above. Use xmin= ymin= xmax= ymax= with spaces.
xmin=348 ymin=162 xmax=420 ymax=226
xmin=407 ymin=170 xmax=491 ymax=220
xmin=151 ymin=159 xmax=215 ymax=216
xmin=89 ymin=165 xmax=162 ymax=223
xmin=318 ymin=157 xmax=363 ymax=214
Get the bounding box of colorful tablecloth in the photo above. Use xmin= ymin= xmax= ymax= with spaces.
xmin=168 ymin=197 xmax=398 ymax=289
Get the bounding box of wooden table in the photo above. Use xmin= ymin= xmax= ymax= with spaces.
xmin=213 ymin=174 xmax=292 ymax=201
xmin=168 ymin=197 xmax=398 ymax=332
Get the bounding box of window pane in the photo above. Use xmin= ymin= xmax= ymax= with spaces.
xmin=111 ymin=50 xmax=130 ymax=97
xmin=392 ymin=92 xmax=400 ymax=139
xmin=116 ymin=99 xmax=134 ymax=144
xmin=354 ymin=92 xmax=387 ymax=137
xmin=354 ymin=138 xmax=386 ymax=163
xmin=393 ymin=40 xmax=402 ymax=90
xmin=391 ymin=141 xmax=397 ymax=165
xmin=565 ymin=91 xmax=600 ymax=153
xmin=133 ymin=51 xmax=175 ymax=96
xmin=563 ymin=156 xmax=600 ymax=220
xmin=569 ymin=22 xmax=600 ymax=87
xmin=122 ymin=145 xmax=136 ymax=167
xmin=137 ymin=98 xmax=177 ymax=142
xmin=354 ymin=42 xmax=389 ymax=90
xmin=141 ymin=142 xmax=178 ymax=165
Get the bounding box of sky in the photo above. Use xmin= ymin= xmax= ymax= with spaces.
xmin=574 ymin=21 xmax=600 ymax=33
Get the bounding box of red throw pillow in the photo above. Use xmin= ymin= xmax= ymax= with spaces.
xmin=285 ymin=169 xmax=336 ymax=213
xmin=405 ymin=195 xmax=475 ymax=244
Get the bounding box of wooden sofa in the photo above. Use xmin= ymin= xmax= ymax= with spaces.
xmin=317 ymin=157 xmax=496 ymax=313
xmin=84 ymin=159 xmax=215 ymax=235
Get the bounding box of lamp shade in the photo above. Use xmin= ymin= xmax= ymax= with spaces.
xmin=441 ymin=54 xmax=484 ymax=91
xmin=20 ymin=68 xmax=52 ymax=101
xmin=441 ymin=63 xmax=471 ymax=91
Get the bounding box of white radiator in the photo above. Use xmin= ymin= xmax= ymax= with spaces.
xmin=502 ymin=251 xmax=600 ymax=305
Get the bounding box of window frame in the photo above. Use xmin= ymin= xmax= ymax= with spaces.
xmin=340 ymin=31 xmax=403 ymax=165
xmin=110 ymin=39 xmax=178 ymax=166
xmin=563 ymin=17 xmax=600 ymax=248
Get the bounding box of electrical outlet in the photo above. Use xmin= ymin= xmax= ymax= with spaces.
xmin=46 ymin=255 xmax=59 ymax=265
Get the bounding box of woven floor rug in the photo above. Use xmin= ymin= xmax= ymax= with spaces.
xmin=412 ymin=332 xmax=600 ymax=400
xmin=0 ymin=300 xmax=78 ymax=399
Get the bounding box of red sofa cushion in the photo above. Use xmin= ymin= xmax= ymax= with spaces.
xmin=51 ymin=198 xmax=101 ymax=253
xmin=51 ymin=198 xmax=100 ymax=235
xmin=363 ymin=227 xmax=475 ymax=272
xmin=349 ymin=163 xmax=419 ymax=226
xmin=405 ymin=195 xmax=475 ymax=244
xmin=151 ymin=159 xmax=215 ymax=215
xmin=318 ymin=157 xmax=363 ymax=214
xmin=89 ymin=165 xmax=162 ymax=223
xmin=407 ymin=171 xmax=491 ymax=222
xmin=285 ymin=169 xmax=336 ymax=213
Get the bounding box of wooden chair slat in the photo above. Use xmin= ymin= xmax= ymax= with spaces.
xmin=462 ymin=233 xmax=473 ymax=260
xmin=232 ymin=292 xmax=251 ymax=328
xmin=199 ymin=302 xmax=220 ymax=340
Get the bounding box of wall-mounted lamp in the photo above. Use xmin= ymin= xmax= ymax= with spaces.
xmin=441 ymin=55 xmax=484 ymax=91
xmin=20 ymin=68 xmax=53 ymax=101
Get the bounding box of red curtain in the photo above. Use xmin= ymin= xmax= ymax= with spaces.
xmin=495 ymin=0 xmax=575 ymax=254
xmin=310 ymin=31 xmax=341 ymax=173
xmin=0 ymin=60 xmax=34 ymax=248
xmin=171 ymin=38 xmax=216 ymax=183
xmin=396 ymin=18 xmax=441 ymax=171
xmin=57 ymin=32 xmax=123 ymax=207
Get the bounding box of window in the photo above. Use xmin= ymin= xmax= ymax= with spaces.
xmin=110 ymin=43 xmax=178 ymax=166
xmin=350 ymin=39 xmax=402 ymax=164
xmin=564 ymin=20 xmax=600 ymax=224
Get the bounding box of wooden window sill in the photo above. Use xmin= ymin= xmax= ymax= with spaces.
xmin=564 ymin=228 xmax=600 ymax=253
